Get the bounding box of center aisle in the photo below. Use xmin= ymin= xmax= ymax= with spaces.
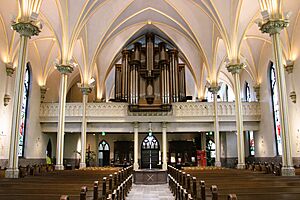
xmin=127 ymin=184 xmax=175 ymax=200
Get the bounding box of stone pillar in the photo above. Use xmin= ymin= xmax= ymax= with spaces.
xmin=133 ymin=122 xmax=139 ymax=170
xmin=259 ymin=19 xmax=295 ymax=176
xmin=226 ymin=63 xmax=245 ymax=169
xmin=5 ymin=22 xmax=40 ymax=178
xmin=209 ymin=84 xmax=221 ymax=167
xmin=55 ymin=64 xmax=73 ymax=170
xmin=79 ymin=86 xmax=92 ymax=169
xmin=162 ymin=122 xmax=167 ymax=170
xmin=4 ymin=63 xmax=14 ymax=106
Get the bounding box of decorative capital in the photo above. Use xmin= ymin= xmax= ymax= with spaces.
xmin=6 ymin=63 xmax=15 ymax=77
xmin=208 ymin=85 xmax=220 ymax=94
xmin=79 ymin=86 xmax=93 ymax=95
xmin=56 ymin=64 xmax=74 ymax=74
xmin=11 ymin=22 xmax=41 ymax=38
xmin=253 ymin=84 xmax=261 ymax=102
xmin=4 ymin=94 xmax=11 ymax=106
xmin=226 ymin=63 xmax=245 ymax=74
xmin=133 ymin=121 xmax=139 ymax=129
xmin=290 ymin=91 xmax=296 ymax=103
xmin=285 ymin=60 xmax=294 ymax=74
xmin=162 ymin=122 xmax=167 ymax=129
xmin=40 ymin=86 xmax=48 ymax=103
xmin=259 ymin=19 xmax=289 ymax=36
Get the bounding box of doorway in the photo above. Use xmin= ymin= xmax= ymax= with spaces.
xmin=98 ymin=140 xmax=110 ymax=167
xmin=141 ymin=134 xmax=160 ymax=169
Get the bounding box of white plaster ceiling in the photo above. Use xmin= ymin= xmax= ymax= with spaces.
xmin=0 ymin=0 xmax=299 ymax=100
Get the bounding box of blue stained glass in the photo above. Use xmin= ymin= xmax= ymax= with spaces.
xmin=270 ymin=64 xmax=282 ymax=156
xmin=18 ymin=64 xmax=30 ymax=157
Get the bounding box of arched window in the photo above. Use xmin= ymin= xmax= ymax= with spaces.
xmin=142 ymin=135 xmax=159 ymax=150
xmin=245 ymin=82 xmax=251 ymax=102
xmin=18 ymin=63 xmax=30 ymax=157
xmin=98 ymin=140 xmax=110 ymax=166
xmin=270 ymin=63 xmax=282 ymax=155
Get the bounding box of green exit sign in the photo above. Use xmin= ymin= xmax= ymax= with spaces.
xmin=102 ymin=131 xmax=106 ymax=136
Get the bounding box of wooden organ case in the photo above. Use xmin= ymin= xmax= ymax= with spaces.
xmin=114 ymin=33 xmax=187 ymax=112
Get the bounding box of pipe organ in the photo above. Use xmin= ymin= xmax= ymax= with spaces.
xmin=114 ymin=33 xmax=186 ymax=112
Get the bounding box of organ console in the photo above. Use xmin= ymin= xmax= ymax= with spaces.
xmin=114 ymin=33 xmax=187 ymax=112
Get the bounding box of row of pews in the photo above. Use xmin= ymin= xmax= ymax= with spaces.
xmin=0 ymin=164 xmax=55 ymax=178
xmin=60 ymin=166 xmax=133 ymax=200
xmin=245 ymin=161 xmax=282 ymax=176
xmin=168 ymin=165 xmax=237 ymax=200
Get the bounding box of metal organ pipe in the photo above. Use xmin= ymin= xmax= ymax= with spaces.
xmin=121 ymin=50 xmax=130 ymax=101
xmin=159 ymin=42 xmax=170 ymax=104
xmin=178 ymin=64 xmax=186 ymax=101
xmin=169 ymin=49 xmax=179 ymax=102
xmin=129 ymin=43 xmax=141 ymax=105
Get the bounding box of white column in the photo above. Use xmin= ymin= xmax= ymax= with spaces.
xmin=55 ymin=65 xmax=73 ymax=170
xmin=162 ymin=122 xmax=167 ymax=170
xmin=79 ymin=87 xmax=92 ymax=169
xmin=209 ymin=85 xmax=221 ymax=167
xmin=227 ymin=63 xmax=245 ymax=169
xmin=5 ymin=21 xmax=40 ymax=178
xmin=259 ymin=19 xmax=295 ymax=176
xmin=133 ymin=122 xmax=139 ymax=170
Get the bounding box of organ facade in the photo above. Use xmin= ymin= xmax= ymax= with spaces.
xmin=114 ymin=33 xmax=186 ymax=111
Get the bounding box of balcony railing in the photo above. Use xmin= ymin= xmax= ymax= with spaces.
xmin=40 ymin=102 xmax=260 ymax=123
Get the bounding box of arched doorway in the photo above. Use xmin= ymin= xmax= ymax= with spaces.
xmin=141 ymin=134 xmax=160 ymax=169
xmin=98 ymin=140 xmax=110 ymax=167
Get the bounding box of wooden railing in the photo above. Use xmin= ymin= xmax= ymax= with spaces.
xmin=168 ymin=165 xmax=237 ymax=200
xmin=60 ymin=165 xmax=133 ymax=200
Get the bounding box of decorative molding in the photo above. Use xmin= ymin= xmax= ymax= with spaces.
xmin=11 ymin=22 xmax=41 ymax=38
xmin=259 ymin=19 xmax=289 ymax=36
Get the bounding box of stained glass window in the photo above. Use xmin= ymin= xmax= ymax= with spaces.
xmin=142 ymin=135 xmax=159 ymax=150
xmin=18 ymin=63 xmax=30 ymax=157
xmin=270 ymin=64 xmax=282 ymax=155
xmin=248 ymin=131 xmax=255 ymax=156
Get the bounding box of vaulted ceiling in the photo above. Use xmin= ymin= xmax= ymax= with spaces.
xmin=0 ymin=0 xmax=299 ymax=100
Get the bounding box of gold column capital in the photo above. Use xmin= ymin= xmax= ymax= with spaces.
xmin=133 ymin=121 xmax=139 ymax=129
xmin=226 ymin=62 xmax=245 ymax=75
xmin=56 ymin=64 xmax=74 ymax=74
xmin=11 ymin=21 xmax=41 ymax=38
xmin=208 ymin=84 xmax=220 ymax=95
xmin=285 ymin=60 xmax=294 ymax=74
xmin=259 ymin=19 xmax=289 ymax=36
xmin=40 ymin=86 xmax=48 ymax=103
xmin=6 ymin=63 xmax=15 ymax=77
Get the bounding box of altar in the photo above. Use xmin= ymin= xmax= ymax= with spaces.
xmin=133 ymin=169 xmax=167 ymax=185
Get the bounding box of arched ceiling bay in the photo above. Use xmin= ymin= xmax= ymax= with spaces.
xmin=0 ymin=0 xmax=300 ymax=100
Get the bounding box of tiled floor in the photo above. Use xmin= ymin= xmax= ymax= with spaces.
xmin=127 ymin=184 xmax=175 ymax=200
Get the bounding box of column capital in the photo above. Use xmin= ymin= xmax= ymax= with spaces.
xmin=79 ymin=86 xmax=93 ymax=95
xmin=40 ymin=86 xmax=49 ymax=103
xmin=162 ymin=122 xmax=167 ymax=129
xmin=253 ymin=84 xmax=261 ymax=102
xmin=11 ymin=21 xmax=41 ymax=38
xmin=56 ymin=64 xmax=74 ymax=74
xmin=208 ymin=85 xmax=220 ymax=95
xmin=226 ymin=63 xmax=245 ymax=75
xmin=285 ymin=60 xmax=294 ymax=74
xmin=133 ymin=121 xmax=139 ymax=129
xmin=259 ymin=19 xmax=289 ymax=36
xmin=6 ymin=63 xmax=15 ymax=77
